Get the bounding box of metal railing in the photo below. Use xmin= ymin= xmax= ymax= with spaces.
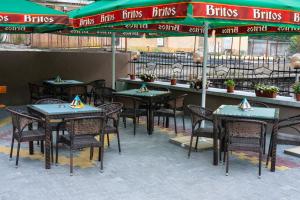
xmin=129 ymin=51 xmax=299 ymax=97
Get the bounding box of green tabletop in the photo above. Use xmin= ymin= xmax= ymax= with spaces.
xmin=213 ymin=105 xmax=279 ymax=120
xmin=28 ymin=103 xmax=101 ymax=116
xmin=116 ymin=89 xmax=170 ymax=97
xmin=44 ymin=80 xmax=84 ymax=85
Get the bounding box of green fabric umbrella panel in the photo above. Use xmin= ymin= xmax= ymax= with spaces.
xmin=70 ymin=0 xmax=300 ymax=29
xmin=0 ymin=0 xmax=68 ymax=33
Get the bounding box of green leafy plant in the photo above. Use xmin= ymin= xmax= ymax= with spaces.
xmin=254 ymin=83 xmax=279 ymax=93
xmin=224 ymin=79 xmax=235 ymax=87
xmin=190 ymin=78 xmax=211 ymax=90
xmin=293 ymin=82 xmax=300 ymax=94
xmin=139 ymin=73 xmax=156 ymax=82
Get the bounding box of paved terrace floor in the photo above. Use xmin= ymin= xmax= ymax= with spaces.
xmin=0 ymin=110 xmax=300 ymax=200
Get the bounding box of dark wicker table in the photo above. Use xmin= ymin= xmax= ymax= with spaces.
xmin=115 ymin=89 xmax=171 ymax=135
xmin=27 ymin=103 xmax=103 ymax=169
xmin=213 ymin=105 xmax=280 ymax=172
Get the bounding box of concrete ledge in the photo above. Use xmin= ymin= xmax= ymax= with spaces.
xmin=118 ymin=78 xmax=300 ymax=108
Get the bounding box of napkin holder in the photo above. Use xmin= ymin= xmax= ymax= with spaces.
xmin=238 ymin=98 xmax=252 ymax=111
xmin=138 ymin=83 xmax=149 ymax=93
xmin=70 ymin=95 xmax=85 ymax=109
xmin=54 ymin=75 xmax=64 ymax=83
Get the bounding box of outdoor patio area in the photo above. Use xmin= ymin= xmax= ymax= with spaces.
xmin=1 ymin=110 xmax=300 ymax=200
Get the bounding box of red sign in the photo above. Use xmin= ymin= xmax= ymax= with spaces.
xmin=193 ymin=2 xmax=300 ymax=25
xmin=214 ymin=25 xmax=300 ymax=36
xmin=72 ymin=2 xmax=188 ymax=28
xmin=0 ymin=13 xmax=68 ymax=25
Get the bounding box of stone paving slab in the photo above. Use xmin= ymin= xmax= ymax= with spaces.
xmin=1 ymin=111 xmax=300 ymax=200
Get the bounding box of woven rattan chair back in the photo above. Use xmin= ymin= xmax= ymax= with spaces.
xmin=168 ymin=94 xmax=188 ymax=109
xmin=186 ymin=104 xmax=213 ymax=128
xmin=94 ymin=87 xmax=116 ymax=104
xmin=7 ymin=107 xmax=42 ymax=138
xmin=64 ymin=85 xmax=87 ymax=102
xmin=28 ymin=83 xmax=47 ymax=102
xmin=113 ymin=95 xmax=142 ymax=110
xmin=65 ymin=116 xmax=106 ymax=137
xmin=225 ymin=119 xmax=266 ymax=138
xmin=89 ymin=79 xmax=106 ymax=88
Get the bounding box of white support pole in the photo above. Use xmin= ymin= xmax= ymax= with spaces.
xmin=112 ymin=33 xmax=116 ymax=90
xmin=201 ymin=22 xmax=209 ymax=108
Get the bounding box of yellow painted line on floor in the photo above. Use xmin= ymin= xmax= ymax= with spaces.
xmin=0 ymin=117 xmax=11 ymax=128
xmin=233 ymin=152 xmax=289 ymax=171
xmin=0 ymin=135 xmax=115 ymax=169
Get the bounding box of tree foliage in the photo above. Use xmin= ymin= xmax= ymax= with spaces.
xmin=289 ymin=36 xmax=300 ymax=54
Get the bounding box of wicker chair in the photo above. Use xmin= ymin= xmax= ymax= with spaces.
xmin=248 ymin=100 xmax=269 ymax=153
xmin=61 ymin=85 xmax=87 ymax=103
xmin=224 ymin=118 xmax=267 ymax=177
xmin=93 ymin=87 xmax=116 ymax=106
xmin=266 ymin=114 xmax=300 ymax=167
xmin=97 ymin=103 xmax=123 ymax=153
xmin=154 ymin=94 xmax=187 ymax=134
xmin=55 ymin=115 xmax=106 ymax=175
xmin=35 ymin=98 xmax=67 ymax=159
xmin=28 ymin=83 xmax=52 ymax=103
xmin=113 ymin=94 xmax=147 ymax=135
xmin=185 ymin=104 xmax=215 ymax=158
xmin=6 ymin=106 xmax=47 ymax=167
xmin=86 ymin=79 xmax=106 ymax=104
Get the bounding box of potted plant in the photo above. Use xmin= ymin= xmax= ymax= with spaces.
xmin=189 ymin=78 xmax=210 ymax=90
xmin=128 ymin=73 xmax=136 ymax=80
xmin=140 ymin=73 xmax=156 ymax=82
xmin=224 ymin=79 xmax=235 ymax=93
xmin=293 ymin=82 xmax=300 ymax=101
xmin=254 ymin=84 xmax=279 ymax=98
xmin=170 ymin=72 xmax=177 ymax=85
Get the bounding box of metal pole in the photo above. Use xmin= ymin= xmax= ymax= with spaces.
xmin=112 ymin=33 xmax=116 ymax=89
xmin=201 ymin=22 xmax=209 ymax=108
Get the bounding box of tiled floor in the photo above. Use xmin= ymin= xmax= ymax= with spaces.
xmin=1 ymin=111 xmax=300 ymax=200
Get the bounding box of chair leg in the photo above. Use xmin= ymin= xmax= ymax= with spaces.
xmin=9 ymin=136 xmax=14 ymax=160
xmin=40 ymin=141 xmax=44 ymax=154
xmin=195 ymin=136 xmax=199 ymax=151
xmin=70 ymin=149 xmax=73 ymax=176
xmin=90 ymin=147 xmax=94 ymax=160
xmin=16 ymin=142 xmax=21 ymax=167
xmin=116 ymin=130 xmax=121 ymax=153
xmin=188 ymin=135 xmax=194 ymax=158
xmin=100 ymin=146 xmax=104 ymax=171
xmin=51 ymin=136 xmax=54 ymax=163
xmin=133 ymin=118 xmax=136 ymax=136
xmin=174 ymin=116 xmax=177 ymax=135
xmin=182 ymin=115 xmax=185 ymax=130
xmin=106 ymin=134 xmax=110 ymax=147
xmin=259 ymin=147 xmax=262 ymax=178
xmin=55 ymin=132 xmax=59 ymax=165
xmin=263 ymin=132 xmax=267 ymax=154
xmin=137 ymin=117 xmax=140 ymax=124
xmin=266 ymin=134 xmax=273 ymax=168
xmin=158 ymin=116 xmax=160 ymax=126
xmin=226 ymin=148 xmax=229 ymax=176
xmin=123 ymin=117 xmax=126 ymax=128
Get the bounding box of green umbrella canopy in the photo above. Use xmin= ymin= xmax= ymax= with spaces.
xmin=70 ymin=0 xmax=300 ymax=30
xmin=0 ymin=0 xmax=68 ymax=33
